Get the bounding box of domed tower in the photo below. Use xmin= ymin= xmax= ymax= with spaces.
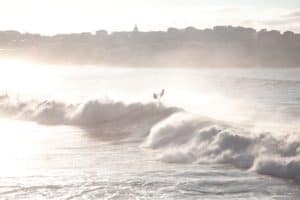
xmin=133 ymin=24 xmax=139 ymax=33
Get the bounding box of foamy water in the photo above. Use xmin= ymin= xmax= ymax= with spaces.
xmin=0 ymin=61 xmax=300 ymax=199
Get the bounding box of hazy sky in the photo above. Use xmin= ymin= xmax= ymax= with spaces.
xmin=1 ymin=0 xmax=300 ymax=35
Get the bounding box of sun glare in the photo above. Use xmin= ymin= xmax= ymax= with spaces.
xmin=0 ymin=60 xmax=63 ymax=98
xmin=0 ymin=118 xmax=46 ymax=175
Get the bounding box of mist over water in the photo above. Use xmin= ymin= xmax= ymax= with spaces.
xmin=0 ymin=61 xmax=300 ymax=199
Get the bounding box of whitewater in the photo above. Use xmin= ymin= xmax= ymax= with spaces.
xmin=0 ymin=61 xmax=300 ymax=199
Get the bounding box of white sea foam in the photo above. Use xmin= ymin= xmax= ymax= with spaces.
xmin=1 ymin=94 xmax=300 ymax=183
xmin=144 ymin=112 xmax=300 ymax=182
xmin=0 ymin=95 xmax=178 ymax=139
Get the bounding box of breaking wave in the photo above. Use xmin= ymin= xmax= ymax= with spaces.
xmin=144 ymin=112 xmax=300 ymax=183
xmin=0 ymin=94 xmax=178 ymax=140
xmin=0 ymin=94 xmax=300 ymax=183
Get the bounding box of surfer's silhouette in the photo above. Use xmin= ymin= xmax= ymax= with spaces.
xmin=153 ymin=89 xmax=165 ymax=105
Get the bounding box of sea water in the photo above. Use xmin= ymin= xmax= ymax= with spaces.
xmin=0 ymin=61 xmax=299 ymax=199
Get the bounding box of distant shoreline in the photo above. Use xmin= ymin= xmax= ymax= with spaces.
xmin=0 ymin=25 xmax=299 ymax=68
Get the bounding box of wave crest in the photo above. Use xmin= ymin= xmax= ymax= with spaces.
xmin=144 ymin=112 xmax=300 ymax=182
xmin=2 ymin=94 xmax=300 ymax=182
xmin=0 ymin=95 xmax=178 ymax=139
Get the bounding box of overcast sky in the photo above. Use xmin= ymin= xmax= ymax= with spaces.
xmin=1 ymin=0 xmax=300 ymax=35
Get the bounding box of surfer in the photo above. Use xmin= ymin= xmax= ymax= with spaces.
xmin=153 ymin=89 xmax=165 ymax=104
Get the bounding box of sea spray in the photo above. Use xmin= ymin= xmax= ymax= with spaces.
xmin=144 ymin=112 xmax=300 ymax=182
xmin=1 ymin=94 xmax=300 ymax=183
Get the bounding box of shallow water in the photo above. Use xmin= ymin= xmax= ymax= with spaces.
xmin=0 ymin=119 xmax=299 ymax=199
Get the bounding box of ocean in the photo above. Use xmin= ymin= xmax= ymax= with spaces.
xmin=0 ymin=61 xmax=299 ymax=199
